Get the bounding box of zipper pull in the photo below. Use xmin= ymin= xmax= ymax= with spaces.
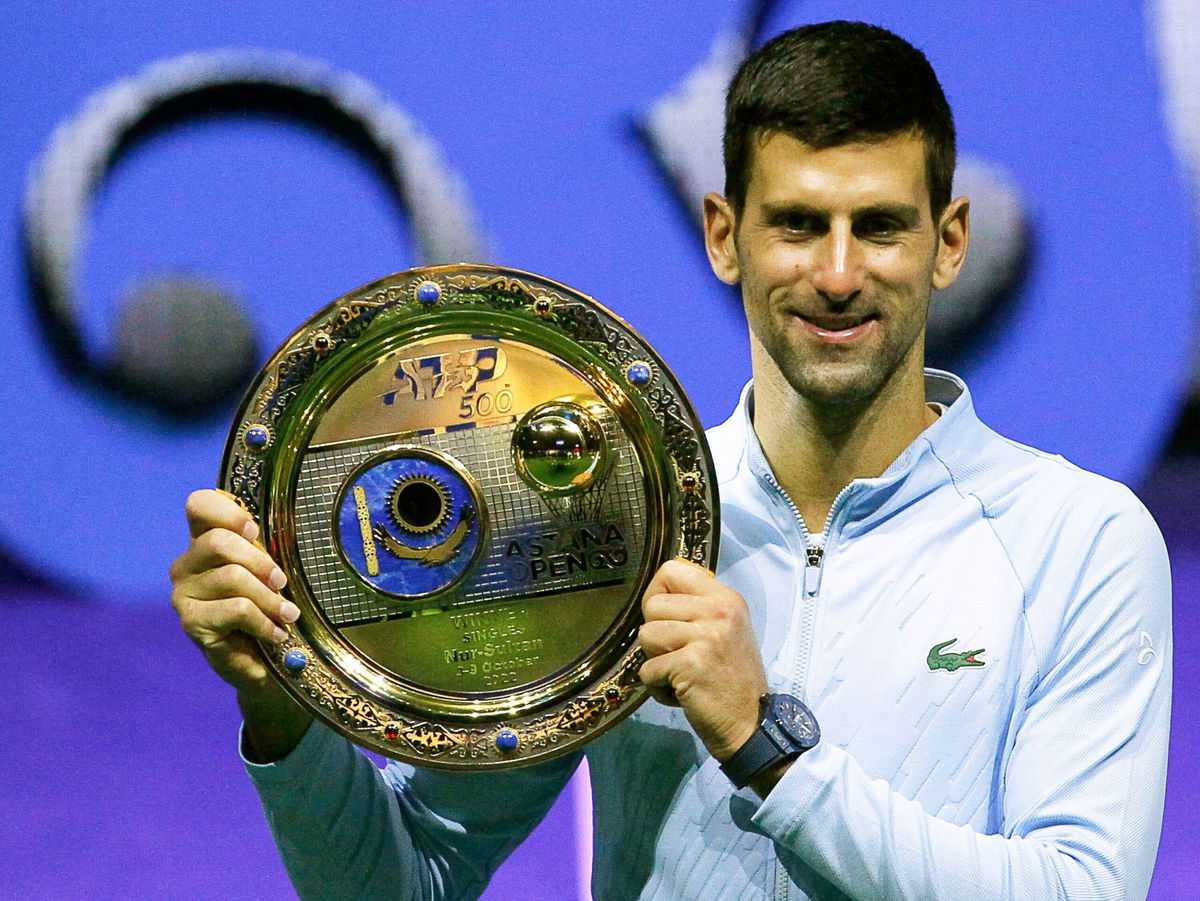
xmin=804 ymin=545 xmax=823 ymax=596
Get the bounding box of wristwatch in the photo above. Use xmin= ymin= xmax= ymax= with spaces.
xmin=720 ymin=693 xmax=820 ymax=789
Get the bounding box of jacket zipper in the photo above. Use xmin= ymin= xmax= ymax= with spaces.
xmin=760 ymin=472 xmax=853 ymax=901
xmin=762 ymin=472 xmax=854 ymax=597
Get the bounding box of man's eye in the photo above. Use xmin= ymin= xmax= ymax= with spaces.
xmin=858 ymin=217 xmax=902 ymax=238
xmin=780 ymin=215 xmax=822 ymax=234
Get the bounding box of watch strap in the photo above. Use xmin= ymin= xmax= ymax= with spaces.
xmin=720 ymin=692 xmax=808 ymax=789
xmin=721 ymin=726 xmax=789 ymax=789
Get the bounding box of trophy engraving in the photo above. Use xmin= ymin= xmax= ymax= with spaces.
xmin=222 ymin=265 xmax=717 ymax=768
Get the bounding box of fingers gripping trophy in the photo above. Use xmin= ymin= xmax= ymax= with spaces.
xmin=213 ymin=265 xmax=718 ymax=768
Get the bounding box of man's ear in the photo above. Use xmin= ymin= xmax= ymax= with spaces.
xmin=932 ymin=196 xmax=970 ymax=290
xmin=703 ymin=193 xmax=741 ymax=285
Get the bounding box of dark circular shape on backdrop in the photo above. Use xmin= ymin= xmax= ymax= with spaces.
xmin=21 ymin=48 xmax=485 ymax=418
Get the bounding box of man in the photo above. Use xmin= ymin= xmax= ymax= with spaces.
xmin=171 ymin=21 xmax=1171 ymax=900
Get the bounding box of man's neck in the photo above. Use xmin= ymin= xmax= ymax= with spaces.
xmin=750 ymin=352 xmax=935 ymax=532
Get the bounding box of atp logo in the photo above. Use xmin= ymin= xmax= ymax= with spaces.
xmin=382 ymin=346 xmax=507 ymax=404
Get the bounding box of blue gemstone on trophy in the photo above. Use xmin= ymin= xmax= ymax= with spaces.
xmin=284 ymin=649 xmax=308 ymax=673
xmin=495 ymin=730 xmax=519 ymax=751
xmin=244 ymin=424 xmax=270 ymax=449
xmin=626 ymin=362 xmax=652 ymax=385
xmin=416 ymin=281 xmax=441 ymax=304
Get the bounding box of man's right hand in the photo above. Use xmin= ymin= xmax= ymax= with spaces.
xmin=170 ymin=488 xmax=312 ymax=761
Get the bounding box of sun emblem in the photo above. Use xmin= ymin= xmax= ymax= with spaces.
xmin=387 ymin=474 xmax=452 ymax=535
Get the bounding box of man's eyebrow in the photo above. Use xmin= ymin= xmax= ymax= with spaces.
xmin=854 ymin=203 xmax=921 ymax=224
xmin=759 ymin=201 xmax=827 ymax=220
xmin=757 ymin=201 xmax=922 ymax=223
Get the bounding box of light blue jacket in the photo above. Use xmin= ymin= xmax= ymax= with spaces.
xmin=247 ymin=370 xmax=1171 ymax=900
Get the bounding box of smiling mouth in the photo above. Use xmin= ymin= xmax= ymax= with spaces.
xmin=795 ymin=313 xmax=878 ymax=341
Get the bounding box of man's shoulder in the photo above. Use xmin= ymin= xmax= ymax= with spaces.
xmin=942 ymin=422 xmax=1167 ymax=607
xmin=947 ymin=423 xmax=1148 ymax=531
xmin=923 ymin=369 xmax=1138 ymax=522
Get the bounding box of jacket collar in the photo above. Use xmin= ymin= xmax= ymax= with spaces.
xmin=711 ymin=369 xmax=981 ymax=533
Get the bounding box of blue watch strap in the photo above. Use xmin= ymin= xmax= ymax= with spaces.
xmin=720 ymin=726 xmax=787 ymax=789
xmin=719 ymin=693 xmax=817 ymax=789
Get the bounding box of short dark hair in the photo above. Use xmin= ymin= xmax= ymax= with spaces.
xmin=723 ymin=21 xmax=956 ymax=214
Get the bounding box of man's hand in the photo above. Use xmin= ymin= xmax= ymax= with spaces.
xmin=638 ymin=559 xmax=770 ymax=763
xmin=170 ymin=488 xmax=311 ymax=761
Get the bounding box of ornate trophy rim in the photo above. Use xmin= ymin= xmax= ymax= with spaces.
xmin=220 ymin=264 xmax=719 ymax=769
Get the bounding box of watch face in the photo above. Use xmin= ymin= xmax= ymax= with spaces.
xmin=772 ymin=695 xmax=820 ymax=749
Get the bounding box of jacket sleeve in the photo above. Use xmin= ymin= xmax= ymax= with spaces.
xmin=244 ymin=722 xmax=580 ymax=901
xmin=751 ymin=495 xmax=1172 ymax=901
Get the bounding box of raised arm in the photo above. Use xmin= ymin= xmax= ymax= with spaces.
xmin=170 ymin=488 xmax=312 ymax=761
xmin=640 ymin=495 xmax=1172 ymax=900
xmin=171 ymin=488 xmax=577 ymax=900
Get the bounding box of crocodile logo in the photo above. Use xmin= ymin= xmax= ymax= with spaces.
xmin=927 ymin=639 xmax=985 ymax=672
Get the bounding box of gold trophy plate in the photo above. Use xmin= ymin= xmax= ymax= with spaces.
xmin=221 ymin=265 xmax=718 ymax=769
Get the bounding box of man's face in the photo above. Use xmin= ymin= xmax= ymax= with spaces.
xmin=705 ymin=132 xmax=967 ymax=410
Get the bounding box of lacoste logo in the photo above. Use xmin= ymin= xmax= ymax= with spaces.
xmin=927 ymin=639 xmax=985 ymax=672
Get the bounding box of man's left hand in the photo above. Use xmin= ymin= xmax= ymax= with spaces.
xmin=638 ymin=559 xmax=770 ymax=763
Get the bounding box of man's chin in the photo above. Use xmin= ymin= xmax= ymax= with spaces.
xmin=783 ymin=364 xmax=888 ymax=410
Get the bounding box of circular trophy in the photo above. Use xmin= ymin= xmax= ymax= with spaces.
xmin=221 ymin=265 xmax=718 ymax=769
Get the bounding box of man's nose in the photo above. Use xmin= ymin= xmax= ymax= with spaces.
xmin=810 ymin=224 xmax=864 ymax=303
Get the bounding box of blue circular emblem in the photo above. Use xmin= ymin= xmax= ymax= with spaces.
xmin=283 ymin=649 xmax=308 ymax=673
xmin=335 ymin=448 xmax=484 ymax=598
xmin=495 ymin=729 xmax=519 ymax=751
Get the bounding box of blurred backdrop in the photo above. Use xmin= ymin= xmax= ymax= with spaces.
xmin=2 ymin=1 xmax=1197 ymax=898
